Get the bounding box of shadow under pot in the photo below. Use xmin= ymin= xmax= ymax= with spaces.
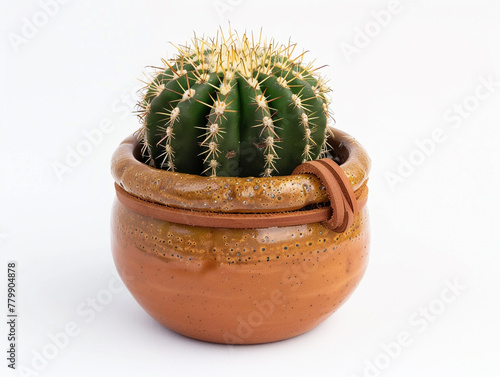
xmin=110 ymin=127 xmax=371 ymax=344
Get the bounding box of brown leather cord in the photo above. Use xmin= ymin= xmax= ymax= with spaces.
xmin=292 ymin=159 xmax=358 ymax=232
xmin=114 ymin=159 xmax=368 ymax=231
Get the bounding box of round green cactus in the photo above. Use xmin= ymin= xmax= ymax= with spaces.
xmin=136 ymin=30 xmax=333 ymax=177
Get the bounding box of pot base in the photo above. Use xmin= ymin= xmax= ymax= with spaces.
xmin=111 ymin=200 xmax=369 ymax=344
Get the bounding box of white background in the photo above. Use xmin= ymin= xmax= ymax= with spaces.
xmin=1 ymin=0 xmax=499 ymax=376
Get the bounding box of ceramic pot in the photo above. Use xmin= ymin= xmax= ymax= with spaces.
xmin=110 ymin=127 xmax=371 ymax=344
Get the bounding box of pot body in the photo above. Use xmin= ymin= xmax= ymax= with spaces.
xmin=111 ymin=200 xmax=369 ymax=344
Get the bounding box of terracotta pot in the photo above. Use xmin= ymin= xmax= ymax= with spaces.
xmin=110 ymin=127 xmax=371 ymax=344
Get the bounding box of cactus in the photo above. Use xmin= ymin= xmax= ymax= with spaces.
xmin=136 ymin=30 xmax=333 ymax=177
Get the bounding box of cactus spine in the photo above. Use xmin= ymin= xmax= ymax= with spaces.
xmin=137 ymin=30 xmax=333 ymax=177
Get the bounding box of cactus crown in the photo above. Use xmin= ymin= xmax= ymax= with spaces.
xmin=136 ymin=29 xmax=333 ymax=177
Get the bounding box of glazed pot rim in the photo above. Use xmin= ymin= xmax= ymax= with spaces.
xmin=111 ymin=127 xmax=371 ymax=213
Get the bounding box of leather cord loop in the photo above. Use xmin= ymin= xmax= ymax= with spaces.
xmin=292 ymin=159 xmax=358 ymax=232
xmin=115 ymin=158 xmax=367 ymax=231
